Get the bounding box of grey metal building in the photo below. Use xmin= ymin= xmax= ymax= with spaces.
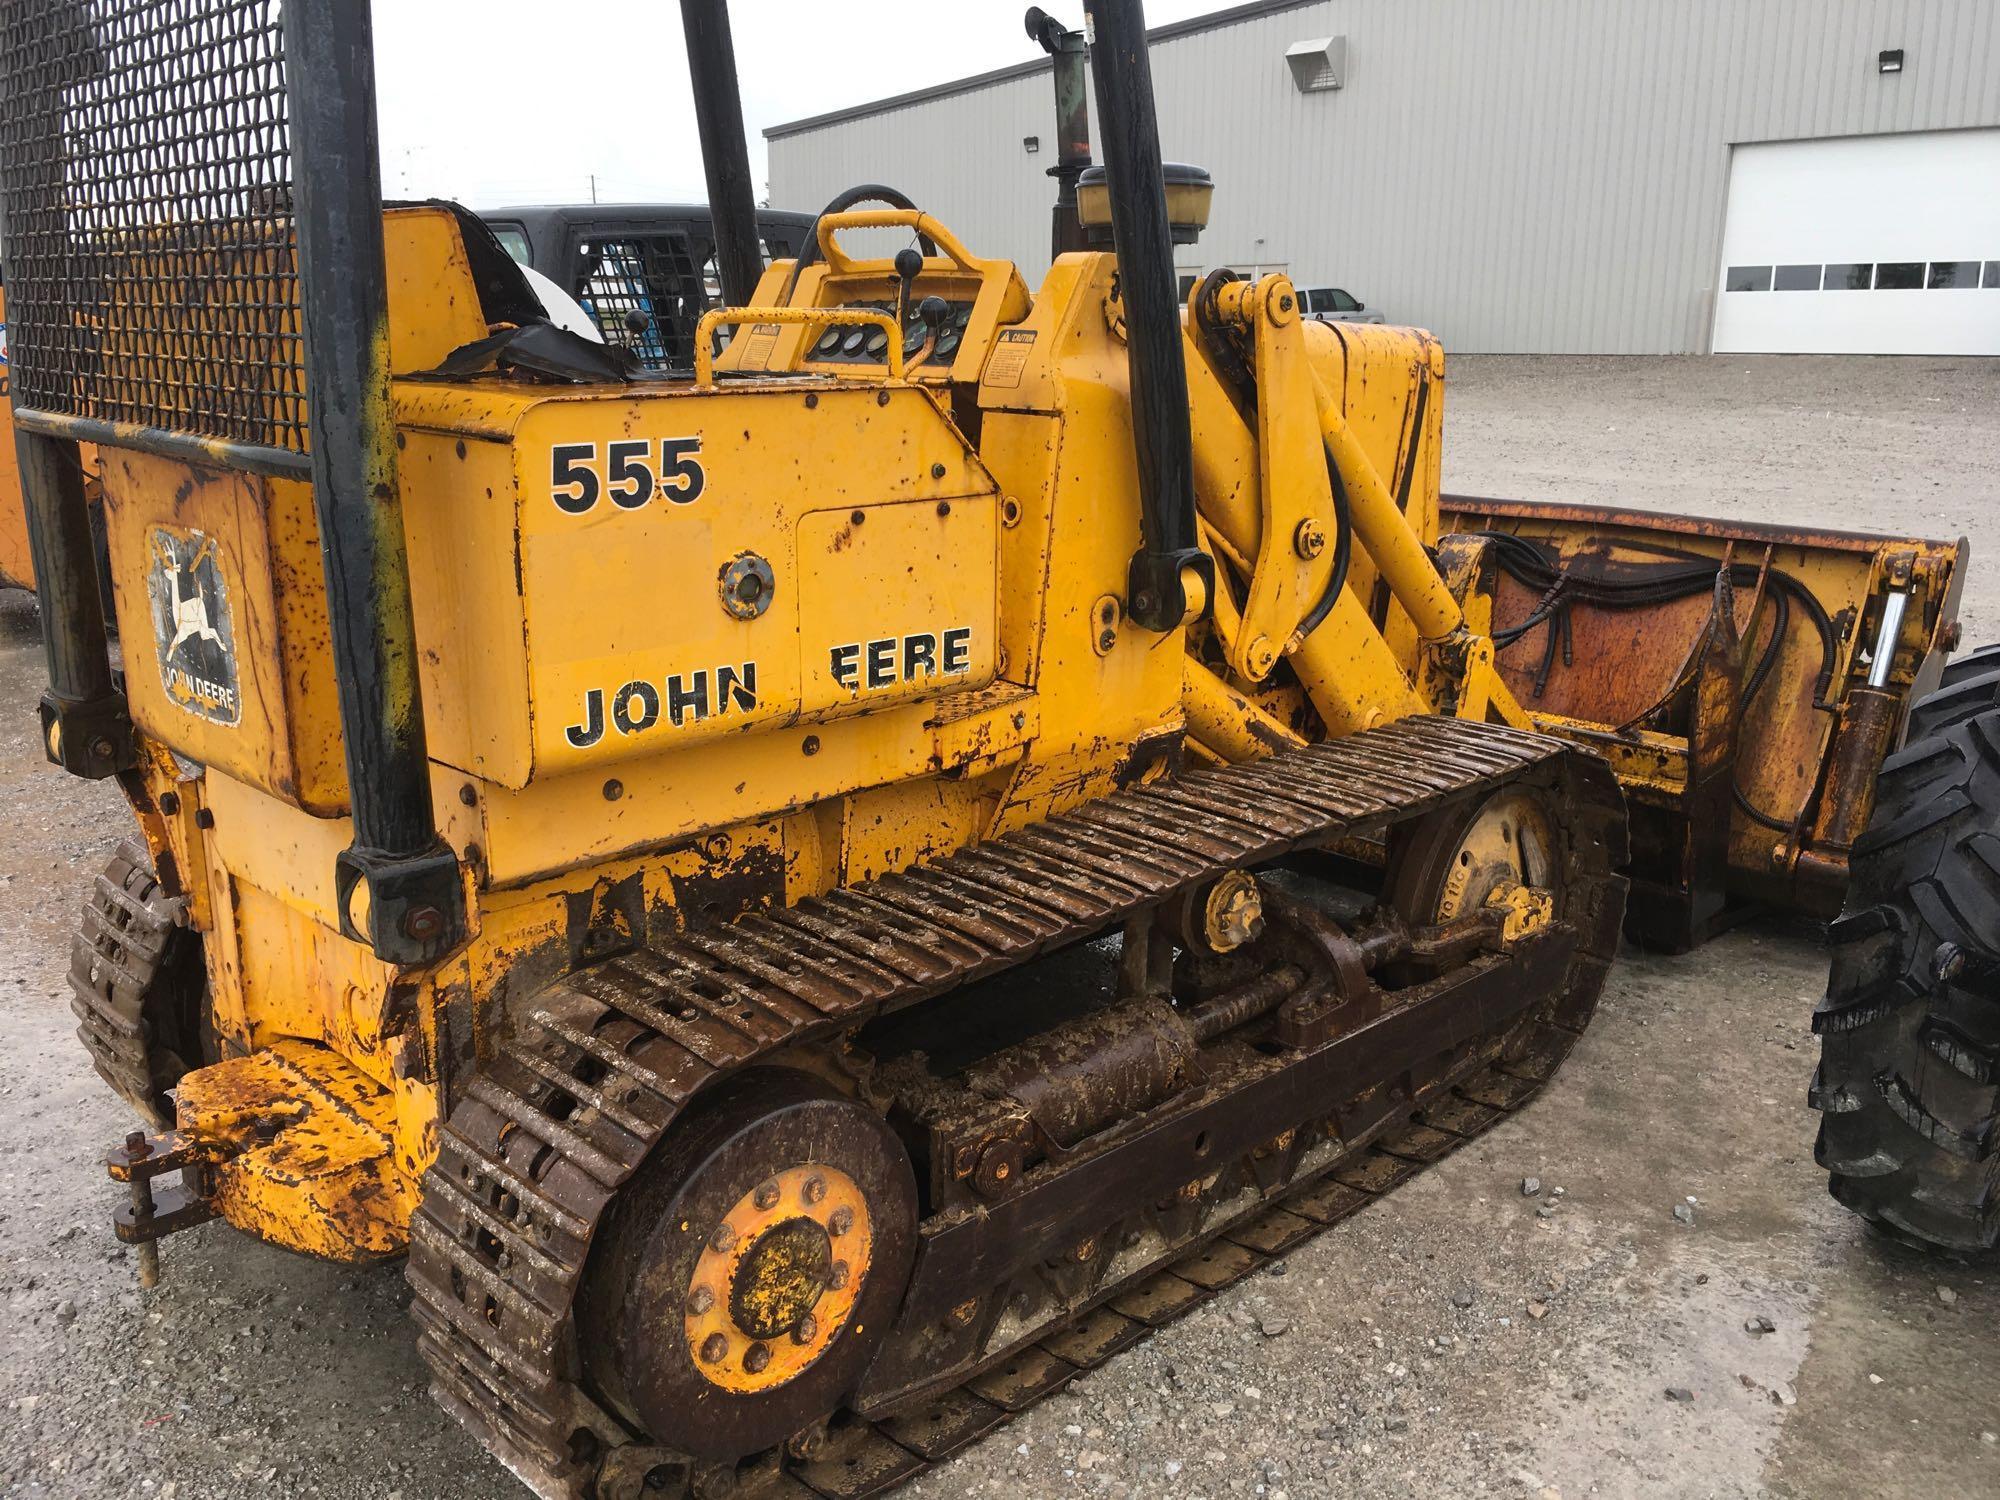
xmin=765 ymin=0 xmax=2000 ymax=355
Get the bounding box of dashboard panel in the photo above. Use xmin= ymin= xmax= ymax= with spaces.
xmin=804 ymin=297 xmax=977 ymax=368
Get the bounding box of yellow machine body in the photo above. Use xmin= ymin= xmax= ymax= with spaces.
xmin=91 ymin=203 xmax=1955 ymax=1268
xmin=0 ymin=283 xmax=31 ymax=591
xmin=97 ymin=206 xmax=1484 ymax=1257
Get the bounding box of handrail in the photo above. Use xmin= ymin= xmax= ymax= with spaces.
xmin=812 ymin=209 xmax=992 ymax=277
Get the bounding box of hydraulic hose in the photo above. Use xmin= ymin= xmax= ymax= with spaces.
xmin=1473 ymin=530 xmax=1841 ymax=829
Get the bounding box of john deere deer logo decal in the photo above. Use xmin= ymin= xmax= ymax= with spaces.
xmin=145 ymin=526 xmax=241 ymax=726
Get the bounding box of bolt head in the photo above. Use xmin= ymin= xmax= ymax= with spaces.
xmin=402 ymin=906 xmax=446 ymax=941
xmin=1935 ymin=943 xmax=1967 ymax=983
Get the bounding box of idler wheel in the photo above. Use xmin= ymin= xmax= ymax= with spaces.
xmin=579 ymin=1070 xmax=917 ymax=1461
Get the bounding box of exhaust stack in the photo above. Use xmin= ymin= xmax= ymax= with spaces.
xmin=1027 ymin=7 xmax=1093 ymax=258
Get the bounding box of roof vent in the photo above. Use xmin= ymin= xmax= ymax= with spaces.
xmin=1285 ymin=36 xmax=1347 ymax=93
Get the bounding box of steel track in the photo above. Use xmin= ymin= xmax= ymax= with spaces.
xmin=406 ymin=715 xmax=1627 ymax=1499
xmin=70 ymin=837 xmax=191 ymax=1131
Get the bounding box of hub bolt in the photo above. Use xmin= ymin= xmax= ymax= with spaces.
xmin=1935 ymin=942 xmax=1967 ymax=983
xmin=801 ymin=1174 xmax=827 ymax=1205
xmin=700 ymin=1333 xmax=728 ymax=1363
xmin=687 ymin=1285 xmax=714 ymax=1316
xmin=710 ymin=1223 xmax=737 ymax=1254
xmin=752 ymin=1180 xmax=780 ymax=1210
xmin=743 ymin=1342 xmax=772 ymax=1375
xmin=827 ymin=1206 xmax=854 ymax=1236
xmin=793 ymin=1313 xmax=819 ymax=1344
xmin=403 ymin=906 xmax=445 ymax=941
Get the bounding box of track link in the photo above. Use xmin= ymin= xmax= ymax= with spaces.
xmin=408 ymin=717 xmax=1626 ymax=1498
xmin=70 ymin=838 xmax=199 ymax=1131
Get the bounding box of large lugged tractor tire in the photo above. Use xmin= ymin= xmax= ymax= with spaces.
xmin=1811 ymin=699 xmax=2000 ymax=1254
xmin=1903 ymin=641 xmax=2000 ymax=745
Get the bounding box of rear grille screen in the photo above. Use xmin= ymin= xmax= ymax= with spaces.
xmin=573 ymin=227 xmax=812 ymax=373
xmin=0 ymin=0 xmax=306 ymax=456
xmin=577 ymin=234 xmax=708 ymax=371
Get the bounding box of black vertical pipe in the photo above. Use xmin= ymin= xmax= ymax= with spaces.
xmin=1028 ymin=8 xmax=1093 ymax=258
xmin=14 ymin=429 xmax=130 ymax=777
xmin=285 ymin=0 xmax=461 ymax=963
xmin=680 ymin=0 xmax=764 ymax=308
xmin=0 ymin=120 xmax=129 ymax=781
xmin=1085 ymin=0 xmax=1210 ymax=631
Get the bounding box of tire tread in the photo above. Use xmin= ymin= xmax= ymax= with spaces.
xmin=1812 ymin=679 xmax=2000 ymax=1256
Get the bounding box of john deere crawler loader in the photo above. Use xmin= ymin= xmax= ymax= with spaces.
xmin=0 ymin=2 xmax=1965 ymax=1497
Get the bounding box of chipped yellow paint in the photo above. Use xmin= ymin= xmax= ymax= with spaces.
xmin=174 ymin=1039 xmax=414 ymax=1262
xmin=0 ymin=283 xmax=29 ymax=591
xmin=94 ymin=210 xmax=1660 ymax=1265
xmin=683 ymin=1164 xmax=871 ymax=1394
xmin=1428 ymin=788 xmax=1558 ymax=933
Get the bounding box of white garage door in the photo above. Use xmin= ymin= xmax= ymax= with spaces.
xmin=1711 ymin=129 xmax=2000 ymax=355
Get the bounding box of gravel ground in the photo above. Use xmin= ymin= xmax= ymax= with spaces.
xmin=3 ymin=355 xmax=1998 ymax=1499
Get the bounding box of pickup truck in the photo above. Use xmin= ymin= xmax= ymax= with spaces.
xmin=1299 ymin=285 xmax=1385 ymax=324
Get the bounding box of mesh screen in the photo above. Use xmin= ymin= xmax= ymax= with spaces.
xmin=576 ymin=235 xmax=706 ymax=370
xmin=573 ymin=230 xmax=805 ymax=373
xmin=0 ymin=0 xmax=306 ymax=455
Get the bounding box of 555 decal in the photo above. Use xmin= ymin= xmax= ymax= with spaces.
xmin=549 ymin=437 xmax=704 ymax=515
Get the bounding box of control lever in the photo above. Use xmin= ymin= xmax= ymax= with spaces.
xmin=914 ymin=295 xmax=953 ymax=366
xmin=893 ymin=245 xmax=924 ymax=337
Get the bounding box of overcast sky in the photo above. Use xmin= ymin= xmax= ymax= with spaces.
xmin=372 ymin=0 xmax=1222 ymax=209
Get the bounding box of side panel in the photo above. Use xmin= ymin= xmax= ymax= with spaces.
xmin=400 ymin=384 xmax=1001 ymax=789
xmin=98 ymin=450 xmax=348 ymax=814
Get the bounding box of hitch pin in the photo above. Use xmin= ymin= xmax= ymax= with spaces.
xmin=1866 ymin=590 xmax=1909 ymax=690
xmin=125 ymin=1131 xmax=160 ymax=1289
